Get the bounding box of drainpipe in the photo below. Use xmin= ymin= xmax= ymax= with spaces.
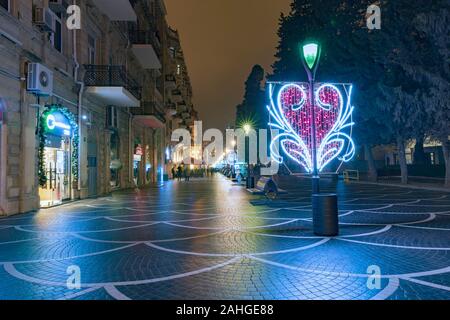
xmin=125 ymin=35 xmax=134 ymax=187
xmin=72 ymin=4 xmax=84 ymax=196
xmin=129 ymin=107 xmax=133 ymax=186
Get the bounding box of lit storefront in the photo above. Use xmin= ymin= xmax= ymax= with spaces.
xmin=38 ymin=107 xmax=78 ymax=208
xmin=110 ymin=130 xmax=122 ymax=189
xmin=133 ymin=143 xmax=143 ymax=186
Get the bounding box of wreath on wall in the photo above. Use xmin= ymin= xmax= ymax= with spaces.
xmin=38 ymin=105 xmax=79 ymax=188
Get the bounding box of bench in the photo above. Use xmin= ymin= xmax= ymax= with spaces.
xmin=247 ymin=177 xmax=287 ymax=198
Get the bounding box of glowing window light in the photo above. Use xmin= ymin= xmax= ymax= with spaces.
xmin=267 ymin=82 xmax=355 ymax=173
xmin=302 ymin=43 xmax=319 ymax=70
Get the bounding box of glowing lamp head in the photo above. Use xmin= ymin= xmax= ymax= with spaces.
xmin=302 ymin=43 xmax=320 ymax=70
xmin=243 ymin=124 xmax=252 ymax=135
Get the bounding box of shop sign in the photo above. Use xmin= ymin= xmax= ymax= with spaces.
xmin=44 ymin=111 xmax=72 ymax=136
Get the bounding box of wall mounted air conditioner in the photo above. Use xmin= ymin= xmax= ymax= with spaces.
xmin=27 ymin=63 xmax=54 ymax=96
xmin=33 ymin=7 xmax=55 ymax=32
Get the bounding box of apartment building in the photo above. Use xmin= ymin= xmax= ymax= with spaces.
xmin=0 ymin=0 xmax=195 ymax=216
xmin=166 ymin=26 xmax=199 ymax=166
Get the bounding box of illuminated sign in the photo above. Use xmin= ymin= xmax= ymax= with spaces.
xmin=44 ymin=111 xmax=72 ymax=136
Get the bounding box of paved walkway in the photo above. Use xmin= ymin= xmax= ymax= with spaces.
xmin=0 ymin=175 xmax=449 ymax=300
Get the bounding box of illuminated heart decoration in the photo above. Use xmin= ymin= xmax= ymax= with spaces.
xmin=267 ymin=83 xmax=355 ymax=173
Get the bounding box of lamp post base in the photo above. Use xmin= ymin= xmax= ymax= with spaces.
xmin=312 ymin=176 xmax=320 ymax=194
xmin=313 ymin=193 xmax=339 ymax=237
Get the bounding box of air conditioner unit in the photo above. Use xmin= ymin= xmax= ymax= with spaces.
xmin=27 ymin=63 xmax=54 ymax=96
xmin=49 ymin=0 xmax=69 ymax=14
xmin=33 ymin=7 xmax=54 ymax=32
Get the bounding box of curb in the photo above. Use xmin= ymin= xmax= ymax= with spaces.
xmin=349 ymin=180 xmax=450 ymax=193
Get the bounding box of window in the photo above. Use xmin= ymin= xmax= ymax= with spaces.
xmin=177 ymin=64 xmax=181 ymax=75
xmin=107 ymin=106 xmax=118 ymax=128
xmin=50 ymin=12 xmax=63 ymax=53
xmin=88 ymin=35 xmax=96 ymax=64
xmin=0 ymin=0 xmax=9 ymax=11
xmin=169 ymin=47 xmax=176 ymax=59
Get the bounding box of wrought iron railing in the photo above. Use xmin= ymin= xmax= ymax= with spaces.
xmin=137 ymin=101 xmax=166 ymax=124
xmin=84 ymin=65 xmax=142 ymax=100
xmin=165 ymin=74 xmax=176 ymax=83
xmin=172 ymin=89 xmax=182 ymax=96
xmin=128 ymin=29 xmax=162 ymax=57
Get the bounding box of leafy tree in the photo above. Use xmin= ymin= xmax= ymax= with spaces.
xmin=270 ymin=0 xmax=450 ymax=185
xmin=236 ymin=65 xmax=267 ymax=129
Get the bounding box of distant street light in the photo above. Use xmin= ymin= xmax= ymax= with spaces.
xmin=243 ymin=123 xmax=252 ymax=188
xmin=243 ymin=124 xmax=251 ymax=136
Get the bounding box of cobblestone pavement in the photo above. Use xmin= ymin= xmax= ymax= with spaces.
xmin=0 ymin=175 xmax=450 ymax=300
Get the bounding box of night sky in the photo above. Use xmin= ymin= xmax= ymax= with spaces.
xmin=165 ymin=0 xmax=292 ymax=130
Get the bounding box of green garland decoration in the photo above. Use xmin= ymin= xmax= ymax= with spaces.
xmin=38 ymin=105 xmax=79 ymax=188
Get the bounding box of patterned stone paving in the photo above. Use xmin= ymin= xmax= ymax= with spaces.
xmin=0 ymin=175 xmax=449 ymax=300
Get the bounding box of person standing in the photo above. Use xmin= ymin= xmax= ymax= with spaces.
xmin=177 ymin=165 xmax=182 ymax=181
xmin=171 ymin=166 xmax=176 ymax=180
xmin=184 ymin=165 xmax=191 ymax=182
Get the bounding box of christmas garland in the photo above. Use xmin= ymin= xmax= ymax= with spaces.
xmin=38 ymin=105 xmax=79 ymax=188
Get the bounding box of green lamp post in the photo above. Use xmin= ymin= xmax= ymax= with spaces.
xmin=300 ymin=41 xmax=322 ymax=194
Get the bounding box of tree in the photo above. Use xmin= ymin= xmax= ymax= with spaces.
xmin=235 ymin=65 xmax=267 ymax=129
xmin=410 ymin=2 xmax=450 ymax=186
xmin=270 ymin=0 xmax=449 ymax=185
xmin=270 ymin=0 xmax=393 ymax=180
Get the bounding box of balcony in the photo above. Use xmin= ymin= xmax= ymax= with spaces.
xmin=133 ymin=102 xmax=166 ymax=129
xmin=177 ymin=102 xmax=188 ymax=113
xmin=181 ymin=111 xmax=191 ymax=120
xmin=165 ymin=74 xmax=177 ymax=89
xmin=129 ymin=30 xmax=162 ymax=69
xmin=92 ymin=0 xmax=137 ymax=21
xmin=172 ymin=89 xmax=182 ymax=103
xmin=167 ymin=102 xmax=177 ymax=116
xmin=84 ymin=65 xmax=141 ymax=107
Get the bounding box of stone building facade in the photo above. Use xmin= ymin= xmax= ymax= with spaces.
xmin=0 ymin=0 xmax=198 ymax=216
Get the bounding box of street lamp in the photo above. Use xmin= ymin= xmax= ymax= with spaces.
xmin=300 ymin=41 xmax=322 ymax=194
xmin=243 ymin=123 xmax=252 ymax=188
xmin=243 ymin=124 xmax=251 ymax=135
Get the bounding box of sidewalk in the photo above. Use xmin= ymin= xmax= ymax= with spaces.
xmin=353 ymin=176 xmax=450 ymax=193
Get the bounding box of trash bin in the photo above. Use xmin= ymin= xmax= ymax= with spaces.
xmin=313 ymin=193 xmax=339 ymax=236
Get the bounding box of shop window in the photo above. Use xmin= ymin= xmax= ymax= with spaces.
xmin=0 ymin=0 xmax=9 ymax=11
xmin=110 ymin=131 xmax=121 ymax=189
